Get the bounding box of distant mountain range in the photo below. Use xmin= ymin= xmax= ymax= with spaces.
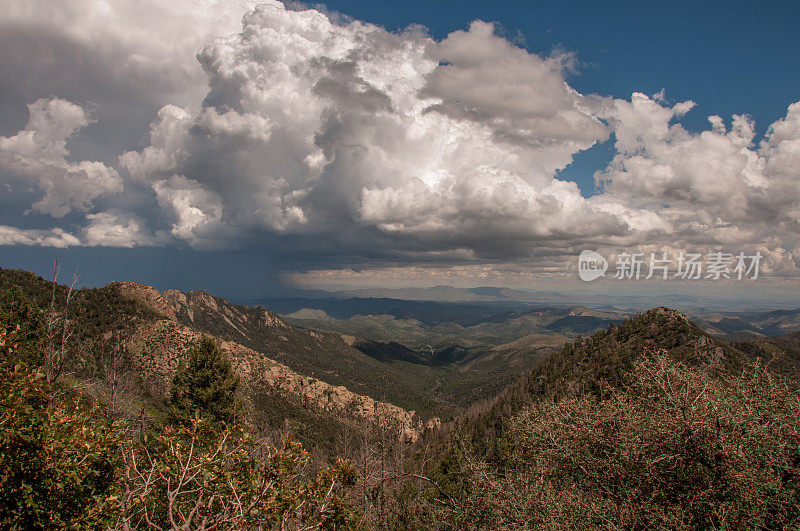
xmin=282 ymin=305 xmax=619 ymax=349
xmin=271 ymin=296 xmax=800 ymax=349
xmin=253 ymin=284 xmax=800 ymax=312
xmin=689 ymin=308 xmax=800 ymax=337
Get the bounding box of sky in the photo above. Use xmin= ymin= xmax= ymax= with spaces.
xmin=0 ymin=0 xmax=799 ymax=302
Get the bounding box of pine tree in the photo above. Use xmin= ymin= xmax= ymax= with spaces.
xmin=168 ymin=336 xmax=240 ymax=426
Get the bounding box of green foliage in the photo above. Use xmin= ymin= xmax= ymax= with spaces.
xmin=8 ymin=266 xmax=800 ymax=528
xmin=0 ymin=287 xmax=46 ymax=365
xmin=0 ymin=286 xmax=360 ymax=530
xmin=526 ymin=307 xmax=743 ymax=402
xmin=0 ymin=268 xmax=161 ymax=380
xmin=168 ymin=336 xmax=240 ymax=426
xmin=0 ymin=342 xmax=121 ymax=529
xmin=734 ymin=332 xmax=800 ymax=384
xmin=250 ymin=383 xmax=356 ymax=456
xmin=0 ymin=349 xmax=360 ymax=529
xmin=118 ymin=421 xmax=359 ymax=529
xmin=438 ymin=308 xmax=748 ymax=461
xmin=0 ymin=269 xmax=160 ymax=340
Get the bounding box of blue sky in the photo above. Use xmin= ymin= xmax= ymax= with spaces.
xmin=317 ymin=0 xmax=800 ymax=195
xmin=325 ymin=0 xmax=800 ymax=195
xmin=322 ymin=0 xmax=799 ymax=119
xmin=0 ymin=0 xmax=799 ymax=301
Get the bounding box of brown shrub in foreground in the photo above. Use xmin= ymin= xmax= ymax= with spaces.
xmin=404 ymin=354 xmax=800 ymax=529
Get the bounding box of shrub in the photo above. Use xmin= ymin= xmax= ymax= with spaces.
xmin=412 ymin=354 xmax=800 ymax=529
xmin=116 ymin=420 xmax=359 ymax=529
xmin=0 ymin=347 xmax=120 ymax=529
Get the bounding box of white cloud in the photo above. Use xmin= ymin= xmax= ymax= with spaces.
xmin=0 ymin=1 xmax=798 ymax=281
xmin=0 ymin=225 xmax=80 ymax=248
xmin=152 ymin=175 xmax=225 ymax=247
xmin=0 ymin=97 xmax=122 ymax=217
xmin=0 ymin=211 xmax=159 ymax=249
xmin=595 ymin=92 xmax=767 ymax=222
xmin=593 ymin=93 xmax=800 ymax=249
xmin=119 ymin=105 xmax=193 ymax=183
xmin=422 ymin=20 xmax=607 ymax=160
xmin=0 ymin=0 xmax=259 ymax=112
xmin=759 ymin=102 xmax=800 ymax=221
xmin=119 ymin=0 xmax=611 ymax=256
xmin=82 ymin=211 xmax=161 ymax=248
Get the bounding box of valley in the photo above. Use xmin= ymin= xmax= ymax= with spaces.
xmin=2 ymin=266 xmax=799 ymax=528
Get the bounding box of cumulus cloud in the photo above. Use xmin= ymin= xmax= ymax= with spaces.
xmin=590 ymin=92 xmax=800 ymax=274
xmin=82 ymin=211 xmax=161 ymax=248
xmin=1 ymin=0 xmax=799 ymax=281
xmin=119 ymin=0 xmax=611 ymax=255
xmin=0 ymin=97 xmax=122 ymax=217
xmin=152 ymin=175 xmax=225 ymax=247
xmin=422 ymin=20 xmax=606 ymax=156
xmin=0 ymin=225 xmax=80 ymax=248
xmin=595 ymin=93 xmax=766 ymax=223
xmin=759 ymin=102 xmax=800 ymax=221
xmin=119 ymin=105 xmax=194 ymax=184
xmin=0 ymin=0 xmax=259 ymax=114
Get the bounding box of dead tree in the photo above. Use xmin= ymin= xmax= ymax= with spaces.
xmin=44 ymin=257 xmax=79 ymax=404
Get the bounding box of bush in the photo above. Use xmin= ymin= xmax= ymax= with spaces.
xmin=1 ymin=309 xmax=360 ymax=530
xmin=117 ymin=419 xmax=359 ymax=529
xmin=410 ymin=354 xmax=800 ymax=529
xmin=0 ymin=348 xmax=121 ymax=529
xmin=1 ymin=287 xmax=46 ymax=365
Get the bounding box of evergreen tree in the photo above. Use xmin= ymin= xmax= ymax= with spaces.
xmin=168 ymin=336 xmax=240 ymax=426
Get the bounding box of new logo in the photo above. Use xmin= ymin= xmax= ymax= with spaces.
xmin=578 ymin=250 xmax=608 ymax=282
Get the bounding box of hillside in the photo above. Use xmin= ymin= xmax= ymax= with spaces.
xmin=3 ymin=267 xmax=799 ymax=528
xmin=400 ymin=308 xmax=800 ymax=529
xmin=0 ymin=268 xmax=559 ymax=432
xmin=114 ymin=282 xmax=441 ymax=416
xmin=425 ymin=308 xmax=754 ymax=460
xmin=0 ymin=268 xmax=432 ymax=449
xmin=114 ymin=281 xmax=564 ymax=420
xmin=733 ymin=330 xmax=800 ymax=383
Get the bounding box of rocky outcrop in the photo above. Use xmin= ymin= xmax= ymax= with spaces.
xmin=112 ymin=281 xmax=178 ymax=320
xmin=116 ymin=281 xmax=431 ymax=441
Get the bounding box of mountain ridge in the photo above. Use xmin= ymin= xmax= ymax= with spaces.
xmin=420 ymin=306 xmax=768 ymax=461
xmin=0 ymin=269 xmax=435 ymax=444
xmin=112 ymin=280 xmax=436 ymax=440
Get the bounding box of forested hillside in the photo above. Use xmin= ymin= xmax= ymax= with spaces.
xmin=2 ymin=268 xmax=799 ymax=529
xmin=0 ymin=267 xmax=430 ymax=452
xmin=397 ymin=308 xmax=800 ymax=528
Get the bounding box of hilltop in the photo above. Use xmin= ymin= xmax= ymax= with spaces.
xmin=420 ymin=307 xmax=778 ymax=461
xmin=401 ymin=307 xmax=800 ymax=529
